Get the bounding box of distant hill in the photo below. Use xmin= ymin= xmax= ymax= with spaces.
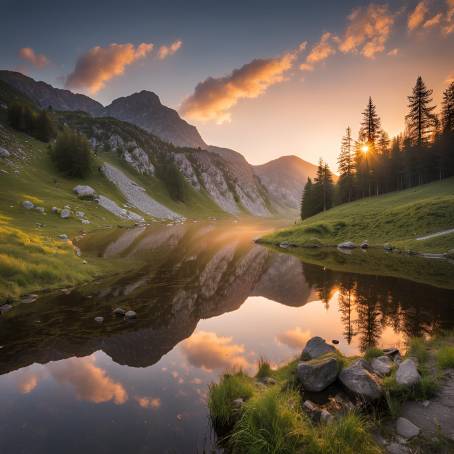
xmin=254 ymin=155 xmax=318 ymax=212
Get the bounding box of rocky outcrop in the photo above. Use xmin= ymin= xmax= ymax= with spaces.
xmin=339 ymin=359 xmax=383 ymax=400
xmin=371 ymin=356 xmax=393 ymax=376
xmin=297 ymin=355 xmax=339 ymax=392
xmin=73 ymin=185 xmax=96 ymax=199
xmin=96 ymin=195 xmax=144 ymax=223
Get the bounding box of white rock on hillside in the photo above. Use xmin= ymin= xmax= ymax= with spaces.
xmin=96 ymin=194 xmax=144 ymax=223
xmin=123 ymin=147 xmax=155 ymax=175
xmin=73 ymin=185 xmax=96 ymax=199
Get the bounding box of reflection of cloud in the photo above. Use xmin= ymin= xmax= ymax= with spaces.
xmin=338 ymin=3 xmax=394 ymax=58
xmin=19 ymin=47 xmax=49 ymax=68
xmin=49 ymin=357 xmax=127 ymax=404
xmin=66 ymin=42 xmax=153 ymax=94
xmin=17 ymin=371 xmax=40 ymax=394
xmin=180 ymin=331 xmax=249 ymax=372
xmin=276 ymin=327 xmax=311 ymax=350
xmin=300 ymin=32 xmax=335 ymax=71
xmin=157 ymin=40 xmax=182 ymax=60
xmin=408 ymin=1 xmax=428 ymax=31
xmin=135 ymin=396 xmax=161 ymax=409
xmin=180 ymin=45 xmax=304 ymax=124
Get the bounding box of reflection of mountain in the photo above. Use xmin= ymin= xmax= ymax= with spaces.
xmin=0 ymin=223 xmax=312 ymax=373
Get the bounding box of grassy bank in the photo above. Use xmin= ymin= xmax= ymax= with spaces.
xmin=208 ymin=332 xmax=454 ymax=453
xmin=261 ymin=178 xmax=454 ymax=254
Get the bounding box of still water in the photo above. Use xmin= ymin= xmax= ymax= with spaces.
xmin=0 ymin=221 xmax=453 ymax=453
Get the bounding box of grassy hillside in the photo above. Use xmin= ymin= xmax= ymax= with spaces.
xmin=261 ymin=178 xmax=454 ymax=253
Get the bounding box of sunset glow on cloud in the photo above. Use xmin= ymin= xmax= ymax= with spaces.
xmin=66 ymin=42 xmax=153 ymax=94
xmin=19 ymin=47 xmax=49 ymax=68
xmin=408 ymin=1 xmax=428 ymax=31
xmin=158 ymin=40 xmax=183 ymax=60
xmin=300 ymin=32 xmax=335 ymax=71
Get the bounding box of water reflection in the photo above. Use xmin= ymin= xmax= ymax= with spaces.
xmin=0 ymin=221 xmax=453 ymax=452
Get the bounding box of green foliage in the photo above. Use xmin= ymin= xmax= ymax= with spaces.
xmin=230 ymin=388 xmax=306 ymax=454
xmin=408 ymin=337 xmax=430 ymax=364
xmin=437 ymin=346 xmax=454 ymax=369
xmin=208 ymin=372 xmax=255 ymax=428
xmin=364 ymin=347 xmax=384 ymax=361
xmin=155 ymin=157 xmax=187 ymax=202
xmin=256 ymin=358 xmax=272 ymax=379
xmin=50 ymin=127 xmax=92 ymax=178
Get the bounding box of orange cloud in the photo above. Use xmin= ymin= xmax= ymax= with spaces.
xmin=443 ymin=0 xmax=454 ymax=34
xmin=17 ymin=371 xmax=41 ymax=394
xmin=157 ymin=40 xmax=182 ymax=60
xmin=276 ymin=327 xmax=311 ymax=350
xmin=300 ymin=32 xmax=335 ymax=71
xmin=19 ymin=47 xmax=49 ymax=69
xmin=135 ymin=396 xmax=161 ymax=409
xmin=446 ymin=73 xmax=454 ymax=84
xmin=423 ymin=12 xmax=443 ymax=28
xmin=66 ymin=42 xmax=153 ymax=94
xmin=339 ymin=3 xmax=394 ymax=59
xmin=50 ymin=357 xmax=128 ymax=404
xmin=180 ymin=46 xmax=303 ymax=124
xmin=408 ymin=1 xmax=428 ymax=31
xmin=180 ymin=331 xmax=249 ymax=372
xmin=387 ymin=48 xmax=399 ymax=56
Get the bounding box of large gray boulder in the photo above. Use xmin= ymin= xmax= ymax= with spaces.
xmin=396 ymin=417 xmax=420 ymax=439
xmin=0 ymin=147 xmax=10 ymax=158
xmin=396 ymin=359 xmax=420 ymax=386
xmin=73 ymin=185 xmax=96 ymax=199
xmin=339 ymin=359 xmax=382 ymax=400
xmin=302 ymin=336 xmax=336 ymax=360
xmin=297 ymin=356 xmax=339 ymax=392
xmin=371 ymin=356 xmax=393 ymax=376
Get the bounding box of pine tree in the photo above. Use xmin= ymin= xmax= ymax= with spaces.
xmin=359 ymin=97 xmax=381 ymax=147
xmin=300 ymin=177 xmax=314 ymax=219
xmin=337 ymin=126 xmax=355 ymax=203
xmin=33 ymin=110 xmax=56 ymax=142
xmin=406 ymin=76 xmax=437 ymax=146
xmin=441 ymin=82 xmax=454 ymax=133
xmin=313 ymin=159 xmax=334 ymax=213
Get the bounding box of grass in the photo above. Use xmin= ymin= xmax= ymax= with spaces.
xmin=261 ymin=178 xmax=454 ymax=254
xmin=256 ymin=358 xmax=273 ymax=379
xmin=437 ymin=346 xmax=454 ymax=369
xmin=364 ymin=347 xmax=384 ymax=361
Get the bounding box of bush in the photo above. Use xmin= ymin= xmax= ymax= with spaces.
xmin=50 ymin=128 xmax=92 ymax=178
xmin=256 ymin=358 xmax=272 ymax=379
xmin=408 ymin=337 xmax=429 ymax=364
xmin=156 ymin=158 xmax=187 ymax=202
xmin=437 ymin=346 xmax=454 ymax=369
xmin=364 ymin=347 xmax=384 ymax=361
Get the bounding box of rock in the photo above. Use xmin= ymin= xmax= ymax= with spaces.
xmin=81 ymin=219 xmax=90 ymax=224
xmin=320 ymin=409 xmax=334 ymax=424
xmin=82 ymin=260 xmax=87 ymax=264
xmin=124 ymin=310 xmax=137 ymax=319
xmin=384 ymin=243 xmax=393 ymax=251
xmin=302 ymin=336 xmax=336 ymax=360
xmin=73 ymin=185 xmax=96 ymax=199
xmin=383 ymin=348 xmax=400 ymax=358
xmin=396 ymin=359 xmax=421 ymax=386
xmin=446 ymin=249 xmax=454 ymax=259
xmin=0 ymin=146 xmax=11 ymax=158
xmin=60 ymin=208 xmax=71 ymax=219
xmin=58 ymin=234 xmax=68 ymax=240
xmin=51 ymin=206 xmax=58 ymax=214
xmin=21 ymin=294 xmax=38 ymax=304
xmin=303 ymin=400 xmax=319 ymax=413
xmin=279 ymin=241 xmax=290 ymax=248
xmin=22 ymin=200 xmax=34 ymax=209
xmin=332 ymin=339 xmax=339 ymax=345
xmin=113 ymin=308 xmax=125 ymax=317
xmin=297 ymin=356 xmax=339 ymax=392
xmin=387 ymin=442 xmax=410 ymax=454
xmin=262 ymin=377 xmax=277 ymax=385
xmin=94 ymin=316 xmax=104 ymax=323
xmin=75 ymin=211 xmax=85 ymax=218
xmin=339 ymin=359 xmax=383 ymax=400
xmin=421 ymin=400 xmax=430 ymax=407
xmin=371 ymin=356 xmax=393 ymax=376
xmin=337 ymin=241 xmax=356 ymax=249
xmin=396 ymin=417 xmax=420 ymax=439
xmin=232 ymin=398 xmax=244 ymax=409
xmin=0 ymin=304 xmax=13 ymax=314
xmin=360 ymin=241 xmax=369 ymax=249
xmin=35 ymin=206 xmax=45 ymax=214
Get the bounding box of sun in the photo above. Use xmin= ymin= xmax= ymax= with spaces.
xmin=361 ymin=144 xmax=369 ymax=153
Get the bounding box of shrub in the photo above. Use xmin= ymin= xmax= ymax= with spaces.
xmin=256 ymin=358 xmax=272 ymax=379
xmin=364 ymin=347 xmax=384 ymax=361
xmin=408 ymin=337 xmax=429 ymax=364
xmin=50 ymin=127 xmax=92 ymax=178
xmin=155 ymin=158 xmax=187 ymax=202
xmin=437 ymin=346 xmax=454 ymax=369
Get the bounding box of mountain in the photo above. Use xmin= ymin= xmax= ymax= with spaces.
xmin=0 ymin=70 xmax=102 ymax=114
xmin=254 ymin=156 xmax=318 ymax=212
xmin=0 ymin=71 xmax=205 ymax=149
xmin=103 ymin=91 xmax=207 ymax=149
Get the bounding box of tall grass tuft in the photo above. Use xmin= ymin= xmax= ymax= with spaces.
xmin=437 ymin=346 xmax=454 ymax=369
xmin=364 ymin=347 xmax=384 ymax=361
xmin=408 ymin=337 xmax=429 ymax=364
xmin=256 ymin=358 xmax=272 ymax=379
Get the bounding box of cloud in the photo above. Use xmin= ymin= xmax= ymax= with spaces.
xmin=443 ymin=0 xmax=454 ymax=34
xmin=423 ymin=12 xmax=443 ymax=28
xmin=66 ymin=42 xmax=153 ymax=94
xmin=49 ymin=357 xmax=128 ymax=404
xmin=300 ymin=32 xmax=336 ymax=71
xmin=180 ymin=331 xmax=249 ymax=372
xmin=180 ymin=46 xmax=303 ymax=124
xmin=338 ymin=3 xmax=394 ymax=59
xmin=408 ymin=1 xmax=428 ymax=31
xmin=446 ymin=72 xmax=454 ymax=84
xmin=135 ymin=396 xmax=161 ymax=409
xmin=158 ymin=40 xmax=182 ymax=60
xmin=276 ymin=327 xmax=311 ymax=350
xmin=19 ymin=47 xmax=49 ymax=69
xmin=387 ymin=47 xmax=399 ymax=56
xmin=17 ymin=371 xmax=41 ymax=394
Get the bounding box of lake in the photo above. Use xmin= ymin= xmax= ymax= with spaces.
xmin=0 ymin=220 xmax=453 ymax=453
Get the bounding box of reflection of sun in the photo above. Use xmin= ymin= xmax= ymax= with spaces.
xmin=361 ymin=144 xmax=369 ymax=153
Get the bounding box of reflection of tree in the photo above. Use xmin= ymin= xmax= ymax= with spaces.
xmin=301 ymin=263 xmax=337 ymax=309
xmin=337 ymin=279 xmax=356 ymax=344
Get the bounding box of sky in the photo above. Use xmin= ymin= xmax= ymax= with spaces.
xmin=1 ymin=0 xmax=453 ymax=168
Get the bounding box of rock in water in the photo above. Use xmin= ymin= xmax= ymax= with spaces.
xmin=371 ymin=356 xmax=393 ymax=376
xmin=124 ymin=310 xmax=137 ymax=319
xmin=113 ymin=308 xmax=126 ymax=316
xmin=339 ymin=359 xmax=382 ymax=400
xmin=297 ymin=356 xmax=339 ymax=392
xmin=396 ymin=359 xmax=420 ymax=386
xmin=302 ymin=336 xmax=336 ymax=360
xmin=0 ymin=304 xmax=13 ymax=314
xmin=360 ymin=241 xmax=369 ymax=249
xmin=337 ymin=241 xmax=356 ymax=249
xmin=73 ymin=185 xmax=96 ymax=199
xmin=396 ymin=417 xmax=420 ymax=439
xmin=22 ymin=200 xmax=34 ymax=209
xmin=21 ymin=294 xmax=38 ymax=304
xmin=94 ymin=316 xmax=104 ymax=323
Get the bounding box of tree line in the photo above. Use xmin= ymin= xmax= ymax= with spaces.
xmin=301 ymin=77 xmax=454 ymax=219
